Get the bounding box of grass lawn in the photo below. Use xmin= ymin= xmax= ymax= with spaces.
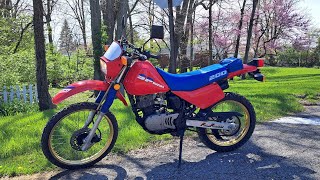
xmin=0 ymin=67 xmax=320 ymax=177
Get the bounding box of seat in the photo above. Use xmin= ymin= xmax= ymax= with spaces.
xmin=156 ymin=64 xmax=228 ymax=91
xmin=220 ymin=57 xmax=244 ymax=72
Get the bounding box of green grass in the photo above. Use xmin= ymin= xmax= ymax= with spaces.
xmin=0 ymin=91 xmax=169 ymax=177
xmin=229 ymin=67 xmax=320 ymax=121
xmin=0 ymin=67 xmax=320 ymax=176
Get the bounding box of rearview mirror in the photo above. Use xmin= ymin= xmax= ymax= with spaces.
xmin=150 ymin=25 xmax=164 ymax=39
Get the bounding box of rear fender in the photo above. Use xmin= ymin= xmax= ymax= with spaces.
xmin=52 ymin=80 xmax=128 ymax=106
xmin=227 ymin=64 xmax=257 ymax=79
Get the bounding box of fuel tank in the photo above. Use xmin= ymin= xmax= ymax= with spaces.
xmin=123 ymin=60 xmax=170 ymax=95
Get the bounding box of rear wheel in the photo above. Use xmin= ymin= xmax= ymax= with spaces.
xmin=41 ymin=102 xmax=118 ymax=169
xmin=197 ymin=92 xmax=256 ymax=152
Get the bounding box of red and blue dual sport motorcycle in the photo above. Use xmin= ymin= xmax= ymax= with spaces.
xmin=41 ymin=35 xmax=265 ymax=169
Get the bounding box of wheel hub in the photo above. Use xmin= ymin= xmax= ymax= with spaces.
xmin=219 ymin=116 xmax=241 ymax=136
xmin=70 ymin=128 xmax=101 ymax=151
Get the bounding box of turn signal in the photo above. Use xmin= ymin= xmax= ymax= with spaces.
xmin=121 ymin=57 xmax=128 ymax=66
xmin=104 ymin=45 xmax=109 ymax=51
xmin=114 ymin=84 xmax=121 ymax=90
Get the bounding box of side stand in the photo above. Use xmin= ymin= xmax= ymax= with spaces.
xmin=178 ymin=130 xmax=185 ymax=168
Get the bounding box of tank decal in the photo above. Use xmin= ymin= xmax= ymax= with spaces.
xmin=123 ymin=61 xmax=170 ymax=95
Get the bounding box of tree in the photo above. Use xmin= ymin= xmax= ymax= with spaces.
xmin=44 ymin=0 xmax=58 ymax=52
xmin=180 ymin=0 xmax=196 ymax=72
xmin=312 ymin=36 xmax=320 ymax=66
xmin=243 ymin=0 xmax=258 ymax=64
xmin=168 ymin=0 xmax=176 ymax=73
xmin=0 ymin=0 xmax=12 ymax=17
xmin=65 ymin=0 xmax=88 ymax=51
xmin=234 ymin=0 xmax=246 ymax=58
xmin=59 ymin=19 xmax=76 ymax=59
xmin=127 ymin=0 xmax=140 ymax=43
xmin=253 ymin=0 xmax=310 ymax=58
xmin=33 ymin=0 xmax=55 ymax=110
xmin=90 ymin=0 xmax=103 ymax=81
xmin=101 ymin=0 xmax=129 ymax=44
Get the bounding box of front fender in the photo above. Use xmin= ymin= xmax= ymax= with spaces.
xmin=52 ymin=80 xmax=128 ymax=106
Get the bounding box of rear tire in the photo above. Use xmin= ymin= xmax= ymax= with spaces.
xmin=197 ymin=92 xmax=256 ymax=152
xmin=41 ymin=102 xmax=118 ymax=169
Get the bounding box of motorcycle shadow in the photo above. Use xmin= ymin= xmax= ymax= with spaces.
xmin=145 ymin=143 xmax=315 ymax=179
xmin=49 ymin=123 xmax=318 ymax=180
xmin=49 ymin=164 xmax=127 ymax=180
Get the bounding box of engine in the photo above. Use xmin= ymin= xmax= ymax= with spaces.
xmin=134 ymin=94 xmax=180 ymax=133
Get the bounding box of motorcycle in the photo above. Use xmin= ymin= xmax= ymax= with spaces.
xmin=41 ymin=25 xmax=265 ymax=169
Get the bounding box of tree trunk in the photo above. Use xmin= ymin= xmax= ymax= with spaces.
xmin=80 ymin=0 xmax=87 ymax=51
xmin=243 ymin=0 xmax=258 ymax=64
xmin=234 ymin=0 xmax=246 ymax=58
xmin=82 ymin=27 xmax=87 ymax=51
xmin=102 ymin=0 xmax=115 ymax=44
xmin=33 ymin=0 xmax=55 ymax=111
xmin=168 ymin=0 xmax=176 ymax=73
xmin=45 ymin=0 xmax=53 ymax=53
xmin=127 ymin=0 xmax=139 ymax=43
xmin=90 ymin=0 xmax=103 ymax=81
xmin=115 ymin=0 xmax=128 ymax=40
xmin=189 ymin=9 xmax=195 ymax=71
xmin=208 ymin=0 xmax=213 ymax=65
xmin=128 ymin=4 xmax=134 ymax=43
xmin=46 ymin=21 xmax=53 ymax=47
xmin=180 ymin=0 xmax=195 ymax=73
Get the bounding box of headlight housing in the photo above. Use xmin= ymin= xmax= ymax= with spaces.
xmin=100 ymin=60 xmax=107 ymax=74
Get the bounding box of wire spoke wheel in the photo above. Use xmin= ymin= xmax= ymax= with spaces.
xmin=197 ymin=93 xmax=256 ymax=152
xmin=206 ymin=100 xmax=249 ymax=146
xmin=42 ymin=103 xmax=118 ymax=169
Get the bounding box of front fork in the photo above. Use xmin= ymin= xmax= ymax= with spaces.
xmin=81 ymin=89 xmax=117 ymax=151
xmin=81 ymin=68 xmax=127 ymax=151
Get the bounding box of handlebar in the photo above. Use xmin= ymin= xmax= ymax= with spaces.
xmin=143 ymin=51 xmax=159 ymax=60
xmin=122 ymin=40 xmax=159 ymax=60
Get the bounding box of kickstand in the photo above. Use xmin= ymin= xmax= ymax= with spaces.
xmin=178 ymin=131 xmax=185 ymax=168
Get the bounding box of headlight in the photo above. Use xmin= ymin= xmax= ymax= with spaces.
xmin=100 ymin=60 xmax=107 ymax=74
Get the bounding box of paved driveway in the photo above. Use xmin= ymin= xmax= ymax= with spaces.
xmin=6 ymin=107 xmax=320 ymax=180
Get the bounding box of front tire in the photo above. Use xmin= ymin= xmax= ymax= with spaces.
xmin=197 ymin=92 xmax=256 ymax=152
xmin=41 ymin=102 xmax=118 ymax=169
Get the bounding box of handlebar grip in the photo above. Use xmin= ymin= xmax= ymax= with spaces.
xmin=149 ymin=54 xmax=159 ymax=59
xmin=143 ymin=51 xmax=159 ymax=60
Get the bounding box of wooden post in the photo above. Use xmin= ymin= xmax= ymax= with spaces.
xmin=3 ymin=86 xmax=8 ymax=103
xmin=16 ymin=85 xmax=21 ymax=101
xmin=29 ymin=84 xmax=33 ymax=104
xmin=10 ymin=86 xmax=14 ymax=102
xmin=35 ymin=85 xmax=38 ymax=102
xmin=23 ymin=85 xmax=27 ymax=103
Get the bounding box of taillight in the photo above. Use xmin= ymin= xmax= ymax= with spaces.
xmin=100 ymin=60 xmax=107 ymax=74
xmin=248 ymin=58 xmax=264 ymax=67
xmin=257 ymin=59 xmax=264 ymax=67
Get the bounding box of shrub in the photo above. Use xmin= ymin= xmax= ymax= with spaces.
xmin=0 ymin=101 xmax=38 ymax=117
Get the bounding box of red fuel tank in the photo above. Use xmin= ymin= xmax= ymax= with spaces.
xmin=123 ymin=61 xmax=170 ymax=95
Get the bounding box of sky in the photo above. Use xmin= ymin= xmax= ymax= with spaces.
xmin=49 ymin=0 xmax=320 ymax=45
xmin=299 ymin=0 xmax=320 ymax=27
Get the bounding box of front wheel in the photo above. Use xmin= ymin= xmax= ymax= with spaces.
xmin=41 ymin=102 xmax=118 ymax=169
xmin=197 ymin=92 xmax=256 ymax=152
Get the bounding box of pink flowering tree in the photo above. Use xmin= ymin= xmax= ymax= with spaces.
xmin=194 ymin=0 xmax=310 ymax=64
